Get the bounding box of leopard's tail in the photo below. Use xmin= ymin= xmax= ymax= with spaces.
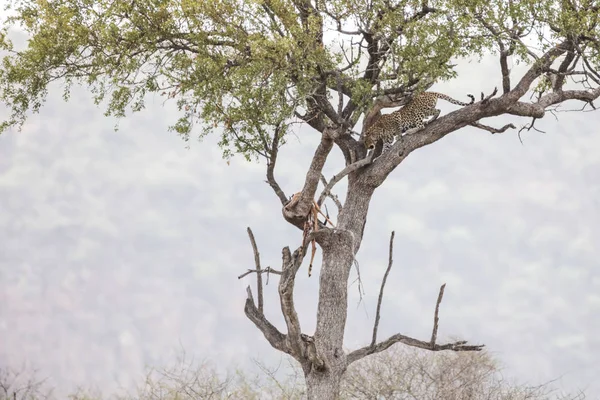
xmin=435 ymin=92 xmax=475 ymax=106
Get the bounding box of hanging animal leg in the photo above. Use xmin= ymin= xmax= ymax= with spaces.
xmin=307 ymin=203 xmax=320 ymax=277
xmin=308 ymin=238 xmax=317 ymax=277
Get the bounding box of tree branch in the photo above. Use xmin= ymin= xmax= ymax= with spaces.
xmin=347 ymin=334 xmax=485 ymax=364
xmin=506 ymin=101 xmax=546 ymax=118
xmin=283 ymin=133 xmax=334 ymax=230
xmin=348 ymin=282 xmax=484 ymax=365
xmin=553 ymin=49 xmax=577 ymax=91
xmin=237 ymin=267 xmax=282 ymax=280
xmin=319 ymin=174 xmax=342 ymax=212
xmin=507 ymin=40 xmax=570 ymax=102
xmin=470 ymin=121 xmax=516 ymax=134
xmin=474 ymin=15 xmax=513 ymax=94
xmin=316 ymin=151 xmax=374 ymax=207
xmin=538 ymin=87 xmax=600 ymax=108
xmin=247 ymin=227 xmax=264 ymax=313
xmin=278 ymin=246 xmax=305 ymax=360
xmin=363 ymin=70 xmax=597 ymax=187
xmin=363 ymin=86 xmax=502 ymax=185
xmin=341 ymin=5 xmax=435 ymax=124
xmin=500 ymin=47 xmax=511 ymax=94
xmin=265 ymin=125 xmax=288 ymax=205
xmin=244 ymin=286 xmax=290 ymax=355
xmin=371 ymin=231 xmax=395 ymax=347
xmin=430 ymin=283 xmax=445 ymax=347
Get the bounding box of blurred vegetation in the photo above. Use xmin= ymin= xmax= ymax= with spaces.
xmin=1 ymin=347 xmax=587 ymax=400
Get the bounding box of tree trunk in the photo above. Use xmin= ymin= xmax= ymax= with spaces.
xmin=305 ymin=368 xmax=344 ymax=400
xmin=306 ymin=176 xmax=375 ymax=399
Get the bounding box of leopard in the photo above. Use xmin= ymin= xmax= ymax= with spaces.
xmin=363 ymin=92 xmax=475 ymax=151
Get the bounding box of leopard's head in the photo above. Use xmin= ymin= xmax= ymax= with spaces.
xmin=364 ymin=130 xmax=377 ymax=150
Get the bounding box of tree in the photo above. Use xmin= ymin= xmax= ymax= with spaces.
xmin=1 ymin=0 xmax=599 ymax=398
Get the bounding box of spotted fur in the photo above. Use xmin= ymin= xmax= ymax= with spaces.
xmin=363 ymin=92 xmax=475 ymax=150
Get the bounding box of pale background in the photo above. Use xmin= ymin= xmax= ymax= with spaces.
xmin=1 ymin=22 xmax=599 ymax=399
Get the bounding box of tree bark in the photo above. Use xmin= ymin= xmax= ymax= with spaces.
xmin=305 ymin=367 xmax=344 ymax=400
xmin=306 ymin=176 xmax=375 ymax=399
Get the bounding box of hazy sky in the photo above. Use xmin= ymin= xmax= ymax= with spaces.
xmin=1 ymin=29 xmax=600 ymax=398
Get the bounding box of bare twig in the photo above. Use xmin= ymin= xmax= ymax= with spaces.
xmin=237 ymin=267 xmax=282 ymax=280
xmin=371 ymin=231 xmax=395 ymax=347
xmin=519 ymin=117 xmax=545 ymax=134
xmin=470 ymin=121 xmax=516 ymax=134
xmin=316 ymin=151 xmax=374 ymax=206
xmin=349 ymin=258 xmax=365 ymax=301
xmin=247 ymin=227 xmax=264 ymax=313
xmin=430 ymin=283 xmax=446 ymax=347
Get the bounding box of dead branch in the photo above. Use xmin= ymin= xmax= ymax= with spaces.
xmin=237 ymin=267 xmax=282 ymax=280
xmin=430 ymin=284 xmax=446 ymax=347
xmin=371 ymin=231 xmax=395 ymax=347
xmin=480 ymin=87 xmax=498 ymax=104
xmin=347 ymin=335 xmax=485 ymax=364
xmin=244 ymin=286 xmax=290 ymax=355
xmin=349 ymin=258 xmax=366 ymax=301
xmin=347 ymin=281 xmax=484 ymax=365
xmin=470 ymin=121 xmax=516 ymax=134
xmin=316 ymin=151 xmax=374 ymax=207
xmin=240 ymin=231 xmax=306 ymax=360
xmin=247 ymin=227 xmax=264 ymax=313
xmin=278 ymin=246 xmax=305 ymax=359
xmin=519 ymin=117 xmax=545 ymax=135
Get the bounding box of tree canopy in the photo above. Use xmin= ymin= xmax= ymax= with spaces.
xmin=3 ymin=0 xmax=598 ymax=160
